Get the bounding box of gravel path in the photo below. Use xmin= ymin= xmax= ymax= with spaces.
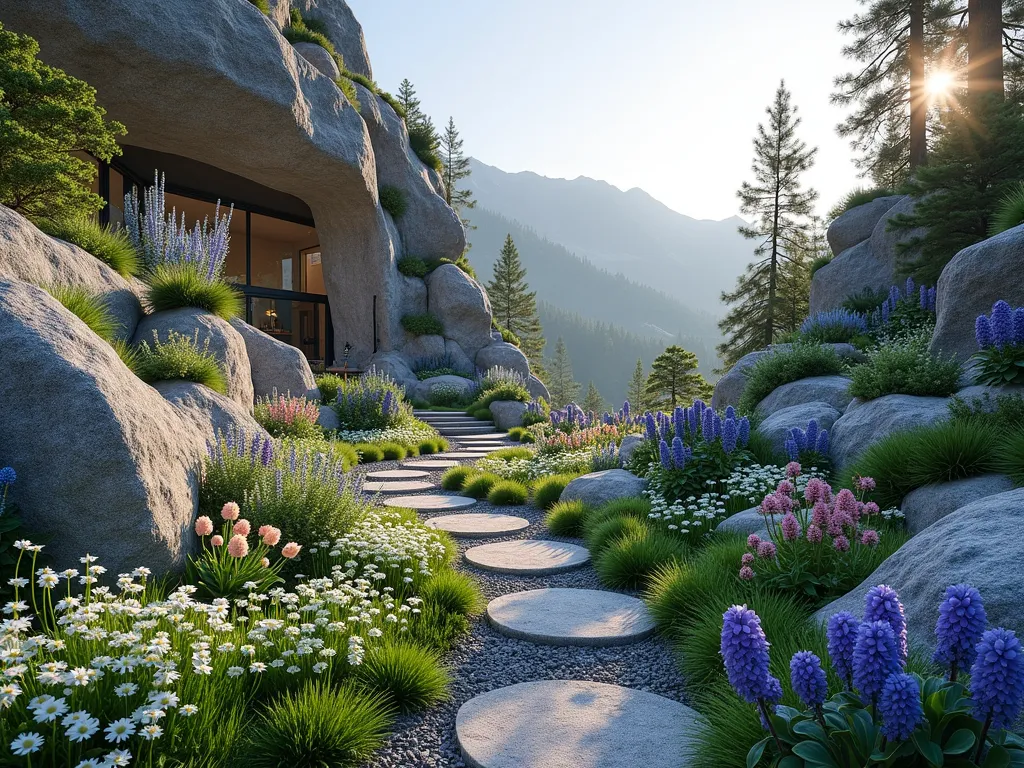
xmin=354 ymin=435 xmax=688 ymax=768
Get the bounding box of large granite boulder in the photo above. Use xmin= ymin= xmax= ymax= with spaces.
xmin=476 ymin=341 xmax=530 ymax=381
xmin=0 ymin=205 xmax=143 ymax=340
xmin=757 ymin=375 xmax=853 ymax=417
xmin=756 ymin=402 xmax=841 ymax=457
xmin=294 ymin=0 xmax=373 ymax=79
xmin=869 ymin=195 xmax=926 ymax=277
xmin=618 ymin=435 xmax=645 ymax=466
xmin=809 ymin=240 xmax=891 ymax=316
xmin=0 ymin=279 xmax=201 ymax=574
xmin=930 ymin=225 xmax=1024 ymax=362
xmin=154 ymin=380 xmax=270 ymax=445
xmin=317 ymin=404 xmax=339 ymax=431
xmin=229 ymin=318 xmax=319 ymax=400
xmin=826 ymin=195 xmax=903 ymax=256
xmin=561 ymin=469 xmax=648 ymax=508
xmin=528 ymin=374 xmax=551 ymax=403
xmin=954 ymin=383 xmax=1024 ymax=407
xmin=134 ymin=308 xmax=255 ymax=411
xmin=816 ymin=489 xmax=1024 ymax=651
xmin=411 ymin=374 xmax=477 ymax=404
xmin=292 ymin=41 xmax=339 ymax=79
xmin=426 ymin=264 xmax=493 ymax=360
xmin=399 ymin=275 xmax=428 ymax=316
xmin=712 ymin=344 xmax=865 ymax=412
xmin=366 ymin=351 xmax=418 ymax=393
xmin=901 ymin=474 xmax=1015 ymax=534
xmin=830 ymin=394 xmax=950 ymax=471
xmin=402 ymin=334 xmax=446 ymax=362
xmin=445 ymin=339 xmax=475 ymax=375
xmin=716 ymin=507 xmax=781 ymax=541
xmin=489 ymin=400 xmax=528 ymax=431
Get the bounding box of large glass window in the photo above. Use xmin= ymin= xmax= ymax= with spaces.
xmin=250 ymin=213 xmax=319 ymax=291
xmin=248 ymin=297 xmax=326 ymax=366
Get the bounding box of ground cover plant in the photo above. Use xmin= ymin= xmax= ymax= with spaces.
xmin=378 ymin=184 xmax=406 ymax=218
xmin=45 ymin=284 xmax=118 ymax=342
xmin=739 ymin=344 xmax=845 ymax=414
xmin=401 ymin=313 xmax=444 ymax=337
xmin=36 ymin=216 xmax=140 ymax=277
xmin=864 ymin=279 xmax=936 ymax=346
xmin=134 ymin=328 xmax=228 ymax=393
xmin=314 ymin=372 xmax=344 ymax=404
xmin=544 ymin=499 xmax=589 ymax=537
xmin=848 ymin=336 xmax=961 ymax=400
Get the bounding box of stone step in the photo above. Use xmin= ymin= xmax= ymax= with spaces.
xmin=464 ymin=540 xmax=590 ymax=576
xmin=414 ymin=410 xmax=470 ymax=416
xmin=436 ymin=426 xmax=501 ymax=436
xmin=365 ymin=469 xmax=430 ymax=480
xmin=362 ymin=480 xmax=436 ymax=495
xmin=455 ymin=680 xmax=703 ymax=768
xmin=402 ymin=459 xmax=462 ymax=470
xmin=486 ymin=589 xmax=656 ymax=647
xmin=383 ymin=494 xmax=477 ymax=511
xmin=425 ymin=513 xmax=530 ymax=538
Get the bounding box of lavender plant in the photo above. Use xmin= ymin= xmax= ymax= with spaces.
xmin=332 ymin=370 xmax=411 ymax=430
xmin=972 ymin=300 xmax=1024 ymax=386
xmin=799 ymin=309 xmax=869 ymax=344
xmin=866 ymin=277 xmax=937 ymax=345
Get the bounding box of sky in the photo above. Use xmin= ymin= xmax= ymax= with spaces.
xmin=347 ymin=0 xmax=864 ymax=222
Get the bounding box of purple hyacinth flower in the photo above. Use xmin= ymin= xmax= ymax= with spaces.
xmin=790 ymin=650 xmax=829 ymax=709
xmin=713 ymin=413 xmax=723 ymax=439
xmin=882 ymin=301 xmax=890 ymax=324
xmin=722 ymin=418 xmax=738 ymax=454
xmin=934 ymin=583 xmax=987 ymax=678
xmin=991 ymin=300 xmax=1014 ymax=348
xmin=1014 ymin=308 xmax=1024 ymax=346
xmin=970 ymin=627 xmax=1024 ymax=730
xmin=622 ymin=400 xmax=631 ymax=420
xmin=659 ymin=440 xmax=672 ymax=470
xmin=672 ymin=436 xmax=687 ymax=469
xmin=905 ymin=276 xmax=915 ymax=298
xmin=759 ymin=675 xmax=784 ymax=730
xmin=827 ymin=612 xmax=859 ymax=687
xmin=721 ymin=605 xmax=774 ymax=704
xmin=919 ymin=284 xmax=928 ymax=310
xmin=738 ymin=417 xmax=751 ymax=447
xmin=701 ymin=408 xmax=715 ymax=444
xmin=864 ymin=585 xmax=908 ymax=666
xmin=790 ymin=427 xmax=808 ymax=453
xmin=879 ymin=672 xmax=924 ymax=741
xmin=889 ymin=285 xmax=901 ymax=308
xmin=260 ymin=436 xmax=274 ymax=467
xmin=688 ymin=406 xmax=698 ymax=433
xmin=805 ymin=420 xmax=819 ymax=451
xmin=928 ymin=287 xmax=936 ymax=312
xmin=785 ymin=438 xmax=799 ymax=461
xmin=725 ymin=405 xmax=736 ymax=420
xmin=645 ymin=412 xmax=658 ymax=441
xmin=815 ymin=430 xmax=829 ymax=456
xmin=853 ymin=620 xmax=902 ymax=705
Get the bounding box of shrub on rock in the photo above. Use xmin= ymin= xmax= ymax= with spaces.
xmin=848 ymin=342 xmax=961 ymax=400
xmin=378 ymin=184 xmax=407 ymax=218
xmin=401 ymin=312 xmax=444 ymax=336
xmin=36 ymin=216 xmax=140 ymax=277
xmin=738 ymin=344 xmax=845 ymax=414
xmin=135 ymin=328 xmax=228 ymax=394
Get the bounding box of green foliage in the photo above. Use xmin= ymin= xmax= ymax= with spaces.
xmin=408 ymin=123 xmax=442 ymax=172
xmin=467 ymin=383 xmax=531 ymax=414
xmin=841 ymin=286 xmax=890 ymax=314
xmin=809 ymin=255 xmax=832 ymax=276
xmin=379 ymin=185 xmax=407 ymax=218
xmin=989 ymin=180 xmax=1024 ymax=236
xmin=146 ymin=262 xmax=244 ymax=320
xmin=186 ymin=522 xmax=284 ymax=600
xmin=487 ymin=480 xmax=528 ymax=506
xmin=487 ymin=234 xmax=545 ymax=366
xmin=0 ymin=24 xmax=126 ymax=222
xmin=583 ymin=497 xmax=653 ymax=536
xmin=832 ymin=186 xmax=897 ymax=218
xmin=583 ymin=513 xmax=648 ymax=558
xmin=531 ymin=473 xmax=576 ymax=510
xmin=44 ymin=284 xmax=117 ymax=342
xmin=498 ymin=325 xmax=522 ymax=348
xmin=544 ymin=499 xmax=589 ymax=537
xmin=848 ymin=342 xmax=961 ymax=400
xmin=352 ymin=641 xmax=450 ymax=713
xmin=134 ymin=329 xmax=227 ymax=393
xmin=36 ymin=216 xmax=140 ymax=277
xmin=239 ymin=682 xmax=393 ymax=768
xmin=487 ymin=446 xmax=533 ymax=461
xmin=996 ymin=428 xmax=1024 ymax=486
xmin=401 ymin=313 xmax=444 ymax=337
xmin=283 ymin=9 xmax=337 ymax=57
xmin=738 ymin=344 xmax=844 ymax=414
xmin=640 ymin=441 xmax=755 ymax=510
xmin=507 ymin=426 xmax=529 ymax=442
xmin=972 ymin=343 xmax=1024 ymax=387
xmin=593 ymin=526 xmax=689 ymax=590
xmin=545 ymin=336 xmax=580 ymax=408
xmin=332 ymin=371 xmax=412 ymax=430
xmin=416 ymin=438 xmax=438 ymax=455
xmin=461 ymin=473 xmax=501 ymax=499
xmin=378 ymin=443 xmax=407 ymax=461
xmin=437 ymin=253 xmax=476 ymax=279
xmin=377 ymin=89 xmax=405 ymax=119
xmin=334 ymin=76 xmax=360 ymax=110
xmin=645 ymin=345 xmax=712 ymax=409
xmin=418 ymin=569 xmax=483 ymax=617
xmin=314 ymin=373 xmax=343 ymax=404
xmin=950 ymin=392 xmax=1024 ymax=431
xmin=247 ymin=0 xmax=270 ymax=13
xmin=397 ymin=256 xmax=429 ymax=278
xmin=354 ymin=443 xmax=384 ymax=463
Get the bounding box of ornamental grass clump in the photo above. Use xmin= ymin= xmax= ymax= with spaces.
xmin=44 ymin=284 xmax=118 ymax=342
xmin=440 ymin=466 xmax=474 ymax=491
xmin=314 ymin=373 xmax=344 ymax=404
xmin=134 ymin=328 xmax=228 ymax=393
xmin=593 ymin=526 xmax=688 ymax=589
xmin=37 ymin=215 xmax=140 ymax=277
xmin=544 ymin=499 xmax=589 ymax=537
xmin=973 ymin=299 xmax=1024 ymax=386
xmin=531 ymin=473 xmax=576 ymax=510
xmin=487 ymin=480 xmax=528 ymax=506
xmin=738 ymin=344 xmax=844 ymax=414
xmin=255 ymin=392 xmax=323 ymax=439
xmin=333 ymin=370 xmax=411 ymax=430
xmin=727 ymin=583 xmax=1024 ymax=767
xmin=798 ymin=309 xmax=868 ymax=345
xmin=351 ymin=641 xmax=450 ymax=713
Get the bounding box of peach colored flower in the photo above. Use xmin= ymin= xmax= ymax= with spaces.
xmin=261 ymin=557 xmax=270 ymax=568
xmin=194 ymin=516 xmax=214 ymax=536
xmin=233 ymin=519 xmax=251 ymax=536
xmin=221 ymin=502 xmax=240 ymax=521
xmin=211 ymin=535 xmax=224 ymax=547
xmin=281 ymin=542 xmax=302 ymax=559
xmin=258 ymin=525 xmax=273 ymax=537
xmin=261 ymin=527 xmax=282 ymax=547
xmin=227 ymin=534 xmax=249 ymax=558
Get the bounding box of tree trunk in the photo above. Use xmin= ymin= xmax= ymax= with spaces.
xmin=909 ymin=0 xmax=927 ymax=169
xmin=968 ymin=0 xmax=1005 ymax=99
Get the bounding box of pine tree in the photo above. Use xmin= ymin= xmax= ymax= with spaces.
xmin=397 ymin=78 xmax=440 ymax=171
xmin=718 ymin=82 xmax=818 ymax=370
xmin=546 ymin=337 xmax=579 ymax=408
xmin=644 ymin=346 xmax=710 ymax=410
xmin=397 ymin=79 xmax=422 ymax=125
xmin=486 ymin=234 xmax=545 ymax=366
xmin=582 ymin=382 xmax=606 ymax=415
xmin=626 ymin=358 xmax=648 ymax=413
xmin=440 ymin=117 xmax=476 ymax=219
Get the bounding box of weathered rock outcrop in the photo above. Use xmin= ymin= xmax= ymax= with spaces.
xmin=366 ymin=351 xmax=418 ymax=392
xmin=154 ymin=381 xmax=269 ymax=445
xmin=809 ymin=241 xmax=890 ymax=316
xmin=869 ymin=196 xmax=925 ymax=276
xmin=401 ymin=334 xmax=446 ymax=362
xmin=294 ymin=0 xmax=372 ymax=79
xmin=230 ymin=318 xmax=319 ymax=400
xmin=561 ymin=470 xmax=648 ymax=507
xmin=830 ymin=394 xmax=950 ymax=471
xmin=930 ymin=225 xmax=1024 ymax=361
xmin=618 ymin=435 xmax=645 ymax=466
xmin=826 ymin=195 xmax=902 ymax=256
xmin=528 ymin=375 xmax=551 ymax=403
xmin=0 ymin=205 xmax=143 ymax=340
xmin=756 ymin=402 xmax=841 ymax=457
xmin=411 ymin=375 xmax=477 ymax=404
xmin=0 ymin=279 xmax=201 ymax=573
xmin=816 ymin=489 xmax=1024 ymax=650
xmin=901 ymin=474 xmax=1014 ymax=534
xmin=427 ymin=264 xmax=493 ymax=361
xmin=292 ymin=41 xmax=340 ymax=78
xmin=756 ymin=376 xmax=853 ymax=417
xmin=489 ymin=400 xmax=528 ymax=431
xmin=476 ymin=341 xmax=530 ymax=380
xmin=134 ymin=308 xmax=255 ymax=410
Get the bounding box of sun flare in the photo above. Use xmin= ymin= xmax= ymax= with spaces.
xmin=927 ymin=70 xmax=956 ymax=96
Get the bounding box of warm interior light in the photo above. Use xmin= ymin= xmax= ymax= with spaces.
xmin=927 ymin=70 xmax=955 ymax=96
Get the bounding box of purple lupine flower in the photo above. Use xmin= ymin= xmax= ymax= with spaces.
xmin=970 ymin=627 xmax=1024 ymax=730
xmin=720 ymin=605 xmax=775 ymax=703
xmin=622 ymin=400 xmax=631 ymax=421
xmin=881 ymin=301 xmax=890 ymax=324
xmin=713 ymin=413 xmax=722 ymax=439
xmin=382 ymin=390 xmax=394 ymax=416
xmin=879 ymin=672 xmax=923 ymax=741
xmin=927 ymin=287 xmax=936 ymax=311
xmin=671 ymin=436 xmax=687 ymax=469
xmin=905 ymin=276 xmax=915 ymax=298
xmin=1015 ymin=308 xmax=1024 ymax=346
xmin=725 ymin=405 xmax=736 ymax=420
xmin=644 ymin=412 xmax=657 ymax=442
xmin=827 ymin=612 xmax=859 ymax=688
xmin=853 ymin=620 xmax=902 ymax=704
xmin=790 ymin=650 xmax=829 ymax=709
xmin=672 ymin=407 xmax=686 ymax=441
xmin=694 ymin=399 xmax=707 ymax=416
xmin=920 ymin=284 xmax=929 ymax=310
xmin=934 ymin=584 xmax=987 ymax=678
xmin=688 ymin=406 xmax=698 ymax=434
xmin=274 ymin=467 xmax=284 ymax=498
xmin=805 ymin=420 xmax=819 ymax=451
xmin=0 ymin=467 xmax=15 ymax=486
xmin=889 ymin=285 xmax=901 ymax=309
xmin=991 ymin=300 xmax=1014 ymax=348
xmin=864 ymin=585 xmax=908 ymax=666
xmin=702 ymin=408 xmax=715 ymax=444
xmin=738 ymin=417 xmax=751 ymax=447
xmin=785 ymin=438 xmax=799 ymax=461
xmin=722 ymin=418 xmax=738 ymax=454
xmin=659 ymin=440 xmax=672 ymax=470
xmin=815 ymin=430 xmax=829 ymax=455
xmin=790 ymin=427 xmax=808 ymax=453
xmin=260 ymin=436 xmax=274 ymax=467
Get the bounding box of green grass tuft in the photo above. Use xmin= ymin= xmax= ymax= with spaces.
xmin=247 ymin=0 xmax=270 ymax=14
xmin=314 ymin=373 xmax=343 ymax=404
xmin=593 ymin=527 xmax=689 ymax=590
xmin=146 ymin=262 xmax=243 ymax=320
xmin=829 ymin=186 xmax=897 ymax=220
xmin=545 ymin=499 xmax=590 ymax=537
xmin=584 ymin=514 xmax=648 ymax=556
xmin=419 ymin=569 xmax=483 ymax=616
xmin=995 ymin=428 xmax=1024 ymax=486
xmin=531 ymin=474 xmax=577 ymax=510
xmin=440 ymin=466 xmax=474 ymax=491
xmin=354 ymin=443 xmax=384 ymax=463
xmin=989 ymin=180 xmax=1024 ymax=236
xmin=487 ymin=480 xmax=528 ymax=506
xmin=738 ymin=344 xmax=844 ymax=414
xmin=134 ymin=329 xmax=227 ymax=393
xmin=397 ymin=256 xmax=429 ymax=278
xmin=352 ymin=641 xmax=450 ymax=713
xmin=507 ymin=426 xmax=528 ymax=442
xmin=45 ymin=284 xmax=118 ymax=342
xmin=461 ymin=473 xmax=501 ymax=499
xmin=809 ymin=255 xmax=833 ymax=276
xmin=378 ymin=442 xmax=407 ymax=461
xmin=379 ymin=185 xmax=407 ymax=218
xmin=37 ymin=216 xmax=140 ymax=277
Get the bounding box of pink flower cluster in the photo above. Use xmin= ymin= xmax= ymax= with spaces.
xmin=260 ymin=394 xmax=320 ymax=426
xmin=194 ymin=502 xmax=302 ymax=562
xmin=539 ymin=424 xmax=620 ymax=454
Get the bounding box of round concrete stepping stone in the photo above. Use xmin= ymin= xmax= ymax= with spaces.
xmin=383 ymin=494 xmax=477 ymax=511
xmin=456 ymin=680 xmax=702 ymax=768
xmin=363 ymin=480 xmax=436 ymax=494
xmin=438 ymin=452 xmax=488 ymax=459
xmin=457 ymin=433 xmax=508 ymax=441
xmin=464 ymin=540 xmax=589 ymax=575
xmin=487 ymin=588 xmax=655 ymax=647
xmin=402 ymin=459 xmax=460 ymax=470
xmin=365 ymin=469 xmax=430 ymax=480
xmin=426 ymin=513 xmax=530 ymax=538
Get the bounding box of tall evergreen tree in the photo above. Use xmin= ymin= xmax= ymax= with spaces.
xmin=486 ymin=234 xmax=545 ymax=366
xmin=546 ymin=337 xmax=580 ymax=408
xmin=397 ymin=78 xmax=440 ymax=170
xmin=626 ymin=358 xmax=648 ymax=413
xmin=397 ymin=78 xmax=422 ymax=124
xmin=718 ymin=82 xmax=818 ymax=369
xmin=582 ymin=382 xmax=606 ymax=415
xmin=645 ymin=346 xmax=710 ymax=409
xmin=440 ymin=117 xmax=476 ymax=219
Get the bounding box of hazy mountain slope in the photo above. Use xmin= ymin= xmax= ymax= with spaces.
xmin=467 ymin=158 xmax=752 ymax=314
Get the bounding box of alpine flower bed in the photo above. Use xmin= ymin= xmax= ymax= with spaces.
xmin=333 ymin=421 xmax=438 ymax=447
xmin=474 ymin=448 xmax=594 ymax=483
xmin=973 ymin=299 xmax=1024 ymax=386
xmin=254 ymin=393 xmax=322 ymax=439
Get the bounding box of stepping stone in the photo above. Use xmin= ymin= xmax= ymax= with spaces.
xmin=455 ymin=433 xmax=509 ymax=441
xmin=456 ymin=680 xmax=703 ymax=768
xmin=437 ymin=426 xmax=499 ymax=435
xmin=464 ymin=540 xmax=590 ymax=575
xmin=383 ymin=494 xmax=477 ymax=511
xmin=426 ymin=513 xmax=530 ymax=538
xmin=402 ymin=459 xmax=460 ymax=470
xmin=365 ymin=469 xmax=430 ymax=480
xmin=436 ymin=452 xmax=489 ymax=459
xmin=487 ymin=588 xmax=655 ymax=647
xmin=363 ymin=480 xmax=435 ymax=494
